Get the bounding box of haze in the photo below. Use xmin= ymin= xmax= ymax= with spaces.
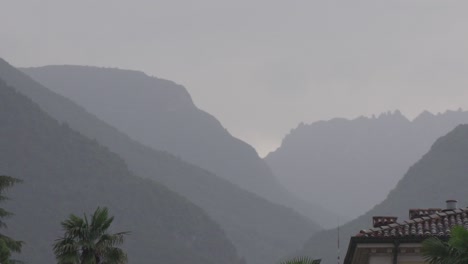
xmin=2 ymin=0 xmax=468 ymax=156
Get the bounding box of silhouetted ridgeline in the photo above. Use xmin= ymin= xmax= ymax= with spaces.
xmin=0 ymin=78 xmax=242 ymax=264
xmin=298 ymin=124 xmax=468 ymax=263
xmin=266 ymin=110 xmax=468 ymax=220
xmin=21 ymin=65 xmax=335 ymax=227
xmin=0 ymin=58 xmax=320 ymax=264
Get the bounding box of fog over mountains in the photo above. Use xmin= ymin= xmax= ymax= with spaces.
xmin=298 ymin=124 xmax=468 ymax=263
xmin=0 ymin=58 xmax=321 ymax=264
xmin=5 ymin=58 xmax=468 ymax=264
xmin=4 ymin=1 xmax=468 ymax=155
xmin=0 ymin=77 xmax=243 ymax=264
xmin=22 ymin=65 xmax=335 ymax=227
xmin=18 ymin=62 xmax=468 ymax=264
xmin=2 ymin=1 xmax=468 ymax=264
xmin=266 ymin=110 xmax=468 ymax=220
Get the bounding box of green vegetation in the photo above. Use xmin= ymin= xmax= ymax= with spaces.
xmin=54 ymin=207 xmax=128 ymax=264
xmin=422 ymin=226 xmax=468 ymax=264
xmin=0 ymin=175 xmax=22 ymax=264
xmin=280 ymin=257 xmax=321 ymax=264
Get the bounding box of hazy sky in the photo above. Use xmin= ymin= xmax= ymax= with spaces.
xmin=2 ymin=0 xmax=468 ymax=156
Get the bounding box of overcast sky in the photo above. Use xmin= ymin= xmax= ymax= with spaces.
xmin=2 ymin=0 xmax=468 ymax=156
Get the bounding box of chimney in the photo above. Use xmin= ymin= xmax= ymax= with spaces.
xmin=446 ymin=200 xmax=458 ymax=210
xmin=409 ymin=208 xmax=442 ymax=219
xmin=372 ymin=216 xmax=398 ymax=228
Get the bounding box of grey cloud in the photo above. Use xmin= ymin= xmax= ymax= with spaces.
xmin=2 ymin=0 xmax=468 ymax=155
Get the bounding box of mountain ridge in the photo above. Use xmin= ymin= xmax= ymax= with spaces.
xmin=298 ymin=124 xmax=468 ymax=263
xmin=0 ymin=77 xmax=243 ymax=264
xmin=0 ymin=58 xmax=321 ymax=264
xmin=21 ymin=64 xmax=335 ymax=227
xmin=266 ymin=109 xmax=468 ymax=220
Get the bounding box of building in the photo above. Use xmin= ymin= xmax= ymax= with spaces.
xmin=344 ymin=200 xmax=468 ymax=264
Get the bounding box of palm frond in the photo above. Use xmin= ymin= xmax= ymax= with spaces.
xmin=449 ymin=226 xmax=468 ymax=250
xmin=0 ymin=235 xmax=23 ymax=253
xmin=0 ymin=176 xmax=22 ymax=192
xmin=422 ymin=237 xmax=451 ymax=263
xmin=102 ymin=247 xmax=127 ymax=264
xmin=280 ymin=256 xmax=321 ymax=264
xmin=53 ymin=207 xmax=128 ymax=264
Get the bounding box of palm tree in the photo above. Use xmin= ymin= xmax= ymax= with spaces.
xmin=53 ymin=207 xmax=129 ymax=264
xmin=0 ymin=175 xmax=23 ymax=264
xmin=422 ymin=226 xmax=468 ymax=264
xmin=280 ymin=256 xmax=321 ymax=264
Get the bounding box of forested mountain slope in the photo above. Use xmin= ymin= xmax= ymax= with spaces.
xmin=266 ymin=110 xmax=468 ymax=219
xmin=0 ymin=78 xmax=242 ymax=264
xmin=0 ymin=58 xmax=320 ymax=264
xmin=22 ymin=65 xmax=334 ymax=226
xmin=298 ymin=124 xmax=468 ymax=263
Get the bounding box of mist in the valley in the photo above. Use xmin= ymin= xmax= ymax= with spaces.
xmin=2 ymin=1 xmax=468 ymax=264
xmin=3 ymin=0 xmax=468 ymax=155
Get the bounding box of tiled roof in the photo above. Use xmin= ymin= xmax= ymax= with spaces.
xmin=357 ymin=208 xmax=468 ymax=238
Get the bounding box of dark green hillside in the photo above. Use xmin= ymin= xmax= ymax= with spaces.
xmin=0 ymin=59 xmax=320 ymax=264
xmin=299 ymin=124 xmax=468 ymax=263
xmin=0 ymin=78 xmax=242 ymax=264
xmin=21 ymin=65 xmax=334 ymax=227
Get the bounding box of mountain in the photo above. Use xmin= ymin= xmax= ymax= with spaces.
xmin=0 ymin=77 xmax=242 ymax=264
xmin=20 ymin=65 xmax=334 ymax=227
xmin=0 ymin=58 xmax=320 ymax=264
xmin=298 ymin=124 xmax=468 ymax=263
xmin=265 ymin=110 xmax=468 ymax=220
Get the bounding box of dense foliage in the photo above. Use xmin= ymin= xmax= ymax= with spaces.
xmin=54 ymin=207 xmax=128 ymax=264
xmin=422 ymin=226 xmax=468 ymax=264
xmin=280 ymin=257 xmax=321 ymax=264
xmin=0 ymin=175 xmax=22 ymax=264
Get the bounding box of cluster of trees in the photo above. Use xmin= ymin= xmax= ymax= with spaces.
xmin=0 ymin=175 xmax=128 ymax=264
xmin=0 ymin=175 xmax=23 ymax=264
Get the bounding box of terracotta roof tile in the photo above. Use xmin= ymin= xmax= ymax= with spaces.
xmin=357 ymin=207 xmax=468 ymax=238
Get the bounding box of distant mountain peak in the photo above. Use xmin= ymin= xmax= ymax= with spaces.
xmin=413 ymin=110 xmax=435 ymax=123
xmin=299 ymin=123 xmax=468 ymax=263
xmin=22 ymin=65 xmax=195 ymax=109
xmin=266 ymin=107 xmax=468 ymax=222
xmin=0 ymin=73 xmax=242 ymax=264
xmin=377 ymin=109 xmax=409 ymax=122
xmin=15 ymin=62 xmax=324 ymax=264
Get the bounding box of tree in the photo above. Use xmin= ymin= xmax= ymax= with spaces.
xmin=0 ymin=175 xmax=23 ymax=264
xmin=53 ymin=207 xmax=129 ymax=264
xmin=422 ymin=226 xmax=468 ymax=264
xmin=279 ymin=256 xmax=321 ymax=264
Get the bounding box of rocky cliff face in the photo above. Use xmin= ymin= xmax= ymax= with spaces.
xmin=266 ymin=110 xmax=468 ymax=220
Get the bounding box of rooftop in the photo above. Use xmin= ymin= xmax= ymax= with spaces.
xmin=358 ymin=207 xmax=468 ymax=238
xmin=344 ymin=201 xmax=468 ymax=264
